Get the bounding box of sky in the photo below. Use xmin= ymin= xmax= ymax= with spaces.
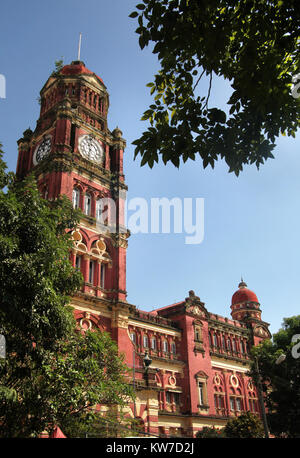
xmin=0 ymin=0 xmax=299 ymax=335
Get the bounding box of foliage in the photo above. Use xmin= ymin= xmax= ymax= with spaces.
xmin=249 ymin=316 xmax=300 ymax=438
xmin=0 ymin=148 xmax=134 ymax=437
xmin=54 ymin=58 xmax=64 ymax=73
xmin=224 ymin=411 xmax=265 ymax=438
xmin=130 ymin=0 xmax=300 ymax=175
xmin=196 ymin=426 xmax=226 ymax=438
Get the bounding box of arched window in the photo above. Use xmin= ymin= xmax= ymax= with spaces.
xmin=84 ymin=193 xmax=92 ymax=215
xmin=72 ymin=188 xmax=80 ymax=209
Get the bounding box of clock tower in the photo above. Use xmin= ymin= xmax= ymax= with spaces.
xmin=16 ymin=60 xmax=129 ymax=306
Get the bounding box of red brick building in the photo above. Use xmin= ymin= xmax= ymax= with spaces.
xmin=16 ymin=61 xmax=271 ymax=437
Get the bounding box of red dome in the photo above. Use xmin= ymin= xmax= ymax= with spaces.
xmin=60 ymin=61 xmax=105 ymax=86
xmin=231 ymin=281 xmax=259 ymax=305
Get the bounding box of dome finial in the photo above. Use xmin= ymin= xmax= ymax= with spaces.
xmin=238 ymin=277 xmax=247 ymax=289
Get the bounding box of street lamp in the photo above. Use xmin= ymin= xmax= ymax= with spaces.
xmin=143 ymin=351 xmax=152 ymax=386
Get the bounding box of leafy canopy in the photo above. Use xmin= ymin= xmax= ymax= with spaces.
xmin=224 ymin=411 xmax=265 ymax=438
xmin=130 ymin=0 xmax=300 ymax=175
xmin=0 ymin=146 xmax=133 ymax=437
xmin=249 ymin=316 xmax=300 ymax=438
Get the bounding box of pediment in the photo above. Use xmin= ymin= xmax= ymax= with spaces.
xmin=185 ymin=290 xmax=209 ymax=318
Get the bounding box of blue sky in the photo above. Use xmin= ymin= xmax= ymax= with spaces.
xmin=0 ymin=0 xmax=299 ymax=335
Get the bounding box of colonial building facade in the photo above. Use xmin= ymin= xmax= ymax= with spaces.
xmin=16 ymin=61 xmax=271 ymax=437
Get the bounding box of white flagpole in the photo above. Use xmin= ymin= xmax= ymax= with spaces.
xmin=77 ymin=33 xmax=82 ymax=61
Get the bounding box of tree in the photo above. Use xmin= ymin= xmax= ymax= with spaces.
xmin=224 ymin=411 xmax=265 ymax=438
xmin=250 ymin=316 xmax=300 ymax=438
xmin=196 ymin=426 xmax=226 ymax=438
xmin=130 ymin=0 xmax=300 ymax=175
xmin=0 ymin=145 xmax=133 ymax=437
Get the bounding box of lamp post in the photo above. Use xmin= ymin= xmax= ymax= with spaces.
xmin=143 ymin=351 xmax=152 ymax=435
xmin=143 ymin=351 xmax=152 ymax=386
xmin=133 ymin=348 xmax=136 ymax=419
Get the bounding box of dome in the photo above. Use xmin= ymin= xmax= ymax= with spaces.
xmin=231 ymin=280 xmax=259 ymax=305
xmin=60 ymin=61 xmax=105 ymax=86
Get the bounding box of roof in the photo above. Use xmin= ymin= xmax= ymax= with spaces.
xmin=231 ymin=281 xmax=259 ymax=305
xmin=60 ymin=61 xmax=105 ymax=86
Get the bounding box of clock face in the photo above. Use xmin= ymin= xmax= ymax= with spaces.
xmin=78 ymin=135 xmax=104 ymax=164
xmin=33 ymin=136 xmax=52 ymax=165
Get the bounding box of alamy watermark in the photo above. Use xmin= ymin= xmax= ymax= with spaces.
xmin=0 ymin=74 xmax=6 ymax=99
xmin=95 ymin=196 xmax=204 ymax=245
xmin=291 ymin=334 xmax=300 ymax=359
xmin=0 ymin=334 xmax=5 ymax=359
xmin=291 ymin=73 xmax=300 ymax=99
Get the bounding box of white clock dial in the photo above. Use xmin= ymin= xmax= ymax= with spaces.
xmin=33 ymin=136 xmax=52 ymax=165
xmin=78 ymin=135 xmax=104 ymax=164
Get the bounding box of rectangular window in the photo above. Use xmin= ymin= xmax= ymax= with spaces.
xmin=75 ymin=255 xmax=81 ymax=270
xmin=70 ymin=123 xmax=76 ymax=150
xmin=151 ymin=337 xmax=156 ymax=350
xmin=166 ymin=392 xmax=172 ymax=404
xmin=100 ymin=264 xmax=105 ymax=288
xmin=143 ymin=335 xmax=148 ymax=348
xmin=230 ymin=397 xmax=235 ymax=411
xmin=89 ymin=260 xmax=94 ymax=284
xmin=198 ymin=382 xmax=204 ymax=405
xmin=130 ymin=332 xmax=136 ymax=344
xmin=84 ymin=193 xmax=91 ymax=215
xmin=72 ymin=189 xmax=80 ymax=209
xmin=173 ymin=393 xmax=180 ymax=405
xmin=236 ymin=398 xmax=242 ymax=411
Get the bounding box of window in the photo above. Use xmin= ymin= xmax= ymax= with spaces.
xmin=166 ymin=392 xmax=172 ymax=404
xmin=162 ymin=340 xmax=168 ymax=353
xmin=70 ymin=123 xmax=76 ymax=150
xmin=232 ymin=339 xmax=236 ymax=353
xmin=213 ymin=333 xmax=218 ymax=347
xmin=130 ymin=332 xmax=136 ymax=344
xmin=240 ymin=341 xmax=244 ymax=354
xmin=89 ymin=260 xmax=95 ymax=284
xmin=173 ymin=393 xmax=180 ymax=406
xmin=222 ymin=336 xmax=226 ymax=350
xmin=75 ymin=255 xmax=81 ymax=270
xmin=143 ymin=335 xmax=149 ymax=348
xmin=194 ymin=325 xmax=202 ymax=341
xmin=227 ymin=339 xmax=231 ymax=351
xmin=100 ymin=263 xmax=106 ymax=288
xmin=84 ymin=193 xmax=92 ymax=215
xmin=171 ymin=342 xmax=176 ymax=354
xmin=236 ymin=397 xmax=242 ymax=411
xmin=72 ymin=188 xmax=80 ymax=209
xmin=198 ymin=382 xmax=204 ymax=405
xmin=151 ymin=337 xmax=156 ymax=350
xmin=96 ymin=199 xmax=102 ymax=221
xmin=230 ymin=397 xmax=235 ymax=411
